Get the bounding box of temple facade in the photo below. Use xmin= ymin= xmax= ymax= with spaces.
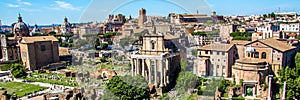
xmin=130 ymin=31 xmax=180 ymax=95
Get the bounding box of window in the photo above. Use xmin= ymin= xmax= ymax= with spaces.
xmin=41 ymin=45 xmax=46 ymax=51
xmin=217 ymin=52 xmax=220 ymax=55
xmin=212 ymin=59 xmax=214 ymax=61
xmin=205 ymin=51 xmax=208 ymax=54
xmin=218 ymin=59 xmax=220 ymax=61
xmin=261 ymin=52 xmax=267 ymax=59
xmin=223 ymin=66 xmax=225 ymax=70
xmin=254 ymin=52 xmax=259 ymax=58
xmin=22 ymin=52 xmax=27 ymax=57
xmin=217 ymin=65 xmax=219 ymax=68
xmin=277 ymin=58 xmax=280 ymax=60
xmin=222 ymin=52 xmax=225 ymax=55
xmin=224 ymin=60 xmax=226 ymax=62
xmin=151 ymin=40 xmax=155 ymax=50
xmin=248 ymin=53 xmax=250 ymax=57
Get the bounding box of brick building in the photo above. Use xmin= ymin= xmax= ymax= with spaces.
xmin=19 ymin=36 xmax=59 ymax=70
xmin=196 ymin=43 xmax=238 ymax=77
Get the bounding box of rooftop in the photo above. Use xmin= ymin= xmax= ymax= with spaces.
xmin=236 ymin=58 xmax=267 ymax=65
xmin=250 ymin=38 xmax=296 ymax=52
xmin=199 ymin=43 xmax=235 ymax=51
xmin=59 ymin=47 xmax=69 ymax=55
xmin=230 ymin=40 xmax=251 ymax=45
xmin=20 ymin=36 xmax=58 ymax=43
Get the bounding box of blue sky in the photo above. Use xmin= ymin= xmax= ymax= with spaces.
xmin=0 ymin=0 xmax=300 ymax=25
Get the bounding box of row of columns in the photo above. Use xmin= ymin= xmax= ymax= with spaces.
xmin=131 ymin=58 xmax=170 ymax=88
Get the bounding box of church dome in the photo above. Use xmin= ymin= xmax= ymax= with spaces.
xmin=13 ymin=14 xmax=29 ymax=37
xmin=14 ymin=21 xmax=28 ymax=30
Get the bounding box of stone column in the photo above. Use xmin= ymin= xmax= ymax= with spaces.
xmin=164 ymin=59 xmax=167 ymax=85
xmin=167 ymin=58 xmax=169 ymax=84
xmin=142 ymin=59 xmax=145 ymax=77
xmin=148 ymin=61 xmax=151 ymax=84
xmin=137 ymin=59 xmax=140 ymax=75
xmin=154 ymin=60 xmax=158 ymax=87
xmin=160 ymin=59 xmax=164 ymax=88
xmin=135 ymin=59 xmax=137 ymax=76
xmin=131 ymin=58 xmax=134 ymax=76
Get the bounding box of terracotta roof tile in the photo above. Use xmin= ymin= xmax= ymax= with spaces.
xmin=59 ymin=47 xmax=69 ymax=55
xmin=252 ymin=38 xmax=296 ymax=52
xmin=199 ymin=43 xmax=235 ymax=51
xmin=20 ymin=36 xmax=58 ymax=43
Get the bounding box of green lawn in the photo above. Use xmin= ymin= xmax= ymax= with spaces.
xmin=0 ymin=82 xmax=47 ymax=97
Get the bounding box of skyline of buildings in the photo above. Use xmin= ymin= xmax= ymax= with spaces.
xmin=1 ymin=0 xmax=300 ymax=25
xmin=1 ymin=3 xmax=300 ymax=99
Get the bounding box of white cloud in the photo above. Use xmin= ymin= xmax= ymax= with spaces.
xmin=7 ymin=4 xmax=19 ymax=8
xmin=54 ymin=1 xmax=80 ymax=11
xmin=7 ymin=0 xmax=32 ymax=8
xmin=22 ymin=2 xmax=32 ymax=6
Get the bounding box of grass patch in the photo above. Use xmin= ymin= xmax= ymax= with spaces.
xmin=24 ymin=72 xmax=78 ymax=87
xmin=0 ymin=82 xmax=47 ymax=97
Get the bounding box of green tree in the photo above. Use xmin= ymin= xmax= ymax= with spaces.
xmin=270 ymin=12 xmax=276 ymax=18
xmin=5 ymin=33 xmax=14 ymax=37
xmin=119 ymin=37 xmax=138 ymax=48
xmin=192 ymin=31 xmax=206 ymax=36
xmin=73 ymin=39 xmax=88 ymax=48
xmin=62 ymin=34 xmax=74 ymax=37
xmin=134 ymin=33 xmax=143 ymax=37
xmin=49 ymin=31 xmax=56 ymax=35
xmin=205 ymin=20 xmax=214 ymax=26
xmin=180 ymin=59 xmax=188 ymax=71
xmin=11 ymin=64 xmax=27 ymax=78
xmin=196 ymin=77 xmax=208 ymax=95
xmin=191 ymin=49 xmax=198 ymax=57
xmin=218 ymin=79 xmax=231 ymax=96
xmin=107 ymin=40 xmax=113 ymax=45
xmin=175 ymin=71 xmax=198 ymax=94
xmin=102 ymin=75 xmax=150 ymax=100
xmin=202 ymin=78 xmax=221 ymax=96
xmin=32 ymin=33 xmax=47 ymax=36
xmin=100 ymin=43 xmax=108 ymax=49
xmin=276 ymin=52 xmax=300 ymax=99
xmin=230 ymin=32 xmax=252 ymax=41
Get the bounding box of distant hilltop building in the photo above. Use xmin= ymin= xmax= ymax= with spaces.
xmin=169 ymin=11 xmax=224 ymax=25
xmin=30 ymin=24 xmax=41 ymax=36
xmin=138 ymin=8 xmax=147 ymax=27
xmin=61 ymin=17 xmax=72 ymax=34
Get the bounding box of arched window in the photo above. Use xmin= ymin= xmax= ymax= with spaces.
xmin=247 ymin=53 xmax=250 ymax=57
xmin=254 ymin=52 xmax=259 ymax=58
xmin=261 ymin=52 xmax=266 ymax=59
xmin=151 ymin=40 xmax=156 ymax=50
